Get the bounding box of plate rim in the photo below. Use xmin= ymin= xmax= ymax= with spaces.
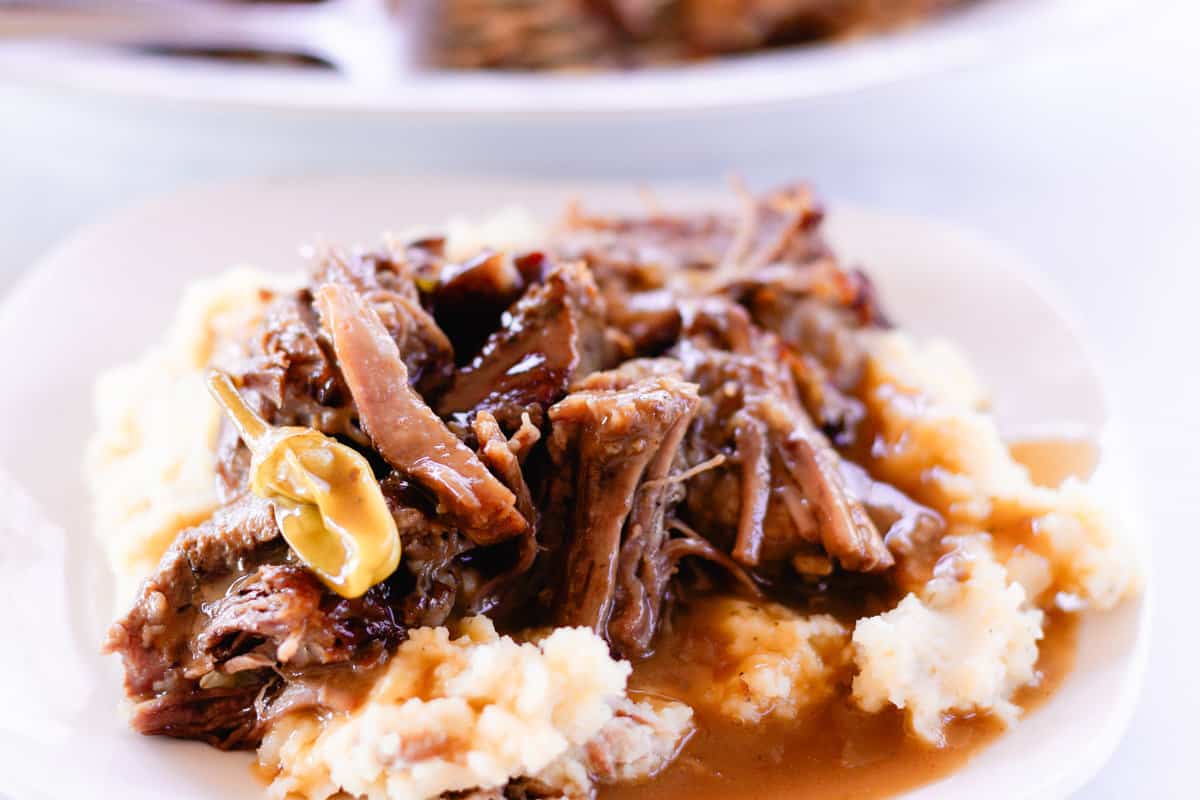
xmin=0 ymin=0 xmax=1141 ymax=116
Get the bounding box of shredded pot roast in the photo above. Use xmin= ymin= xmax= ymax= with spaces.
xmin=105 ymin=183 xmax=943 ymax=750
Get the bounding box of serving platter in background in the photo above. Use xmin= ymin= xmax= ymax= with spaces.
xmin=0 ymin=0 xmax=1138 ymax=114
xmin=0 ymin=176 xmax=1149 ymax=799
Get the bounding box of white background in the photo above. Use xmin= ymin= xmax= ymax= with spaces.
xmin=0 ymin=0 xmax=1196 ymax=796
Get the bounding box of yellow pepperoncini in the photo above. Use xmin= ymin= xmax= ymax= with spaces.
xmin=206 ymin=370 xmax=401 ymax=598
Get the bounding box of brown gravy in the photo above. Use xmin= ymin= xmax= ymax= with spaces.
xmin=1008 ymin=435 xmax=1100 ymax=488
xmin=608 ymin=611 xmax=1078 ymax=800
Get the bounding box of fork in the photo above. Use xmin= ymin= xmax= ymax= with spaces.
xmin=0 ymin=0 xmax=428 ymax=82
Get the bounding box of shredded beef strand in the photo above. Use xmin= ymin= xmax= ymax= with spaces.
xmin=472 ymin=410 xmax=538 ymax=524
xmin=467 ymin=410 xmax=543 ymax=617
xmin=548 ymin=375 xmax=700 ymax=657
xmin=731 ymin=410 xmax=771 ymax=566
xmin=663 ymin=518 xmax=763 ymax=599
xmin=507 ymin=411 xmax=543 ymax=463
xmin=607 ymin=381 xmax=701 ymax=656
xmin=318 ymin=282 xmax=526 ymax=544
xmin=759 ymin=394 xmax=893 ymax=573
xmin=129 ymin=684 xmax=264 ymax=750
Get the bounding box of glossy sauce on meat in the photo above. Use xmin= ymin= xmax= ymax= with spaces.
xmin=609 ymin=607 xmax=1078 ymax=800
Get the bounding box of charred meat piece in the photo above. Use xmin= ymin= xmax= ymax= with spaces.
xmin=103 ymin=493 xmax=285 ymax=750
xmin=379 ymin=473 xmax=482 ymax=628
xmin=318 ymin=282 xmax=526 ymax=544
xmin=129 ymin=684 xmax=263 ymax=750
xmin=607 ymin=288 xmax=684 ymax=357
xmin=545 ymin=375 xmax=700 ymax=657
xmin=429 ymin=250 xmax=549 ymax=364
xmin=391 ymin=528 xmax=474 ymax=628
xmin=437 ymin=261 xmax=616 ymax=432
xmin=105 ymin=494 xmax=410 ymax=749
xmin=197 ymin=564 xmax=402 ymax=673
xmin=105 ymin=493 xmax=283 ymax=699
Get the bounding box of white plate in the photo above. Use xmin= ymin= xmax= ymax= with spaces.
xmin=0 ymin=0 xmax=1139 ymax=114
xmin=0 ymin=176 xmax=1149 ymax=799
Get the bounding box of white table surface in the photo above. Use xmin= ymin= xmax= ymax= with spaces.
xmin=1 ymin=0 xmax=1196 ymax=796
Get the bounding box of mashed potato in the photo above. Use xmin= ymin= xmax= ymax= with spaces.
xmin=851 ymin=537 xmax=1043 ymax=745
xmin=260 ymin=617 xmax=630 ymax=800
xmin=685 ymin=597 xmax=851 ymax=724
xmin=441 ymin=207 xmax=546 ymax=261
xmin=85 ymin=268 xmax=289 ymax=601
xmin=849 ymin=332 xmax=1139 ymax=742
xmin=536 ymin=697 xmax=695 ymax=794
xmin=859 ymin=331 xmax=1141 ymax=610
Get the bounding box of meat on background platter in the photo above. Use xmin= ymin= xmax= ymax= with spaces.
xmin=0 ymin=176 xmax=1149 ymax=800
xmin=0 ymin=0 xmax=1139 ymax=114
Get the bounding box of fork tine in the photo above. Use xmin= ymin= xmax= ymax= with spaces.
xmin=0 ymin=0 xmax=422 ymax=81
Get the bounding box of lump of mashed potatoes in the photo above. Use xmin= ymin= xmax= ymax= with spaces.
xmin=859 ymin=331 xmax=1141 ymax=610
xmin=259 ymin=617 xmax=633 ymax=800
xmin=851 ymin=537 xmax=1043 ymax=745
xmin=85 ymin=269 xmax=288 ymax=601
xmin=685 ymin=597 xmax=851 ymax=724
xmin=535 ymin=697 xmax=695 ymax=795
xmin=440 ymin=207 xmax=545 ymax=261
